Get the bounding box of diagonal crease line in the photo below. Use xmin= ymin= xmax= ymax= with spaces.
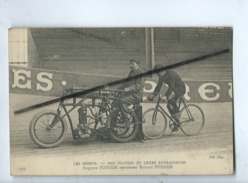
xmin=14 ymin=49 xmax=229 ymax=115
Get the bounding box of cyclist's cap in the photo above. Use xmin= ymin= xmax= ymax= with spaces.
xmin=153 ymin=64 xmax=165 ymax=70
xmin=130 ymin=59 xmax=140 ymax=64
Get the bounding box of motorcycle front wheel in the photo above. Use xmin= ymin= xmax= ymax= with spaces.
xmin=29 ymin=110 xmax=67 ymax=148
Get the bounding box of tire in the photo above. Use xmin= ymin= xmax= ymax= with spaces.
xmin=29 ymin=110 xmax=67 ymax=148
xmin=107 ymin=109 xmax=139 ymax=143
xmin=179 ymin=104 xmax=205 ymax=136
xmin=142 ymin=108 xmax=167 ymax=140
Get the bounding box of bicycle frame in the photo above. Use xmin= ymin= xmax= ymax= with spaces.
xmin=153 ymin=95 xmax=194 ymax=125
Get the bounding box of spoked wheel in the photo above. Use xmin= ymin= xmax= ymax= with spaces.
xmin=179 ymin=104 xmax=205 ymax=136
xmin=107 ymin=109 xmax=139 ymax=142
xmin=143 ymin=108 xmax=167 ymax=139
xmin=29 ymin=110 xmax=67 ymax=148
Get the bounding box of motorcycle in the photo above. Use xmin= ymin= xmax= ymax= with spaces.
xmin=29 ymin=88 xmax=143 ymax=148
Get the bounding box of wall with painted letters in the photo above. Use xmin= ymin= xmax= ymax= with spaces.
xmin=9 ymin=66 xmax=232 ymax=103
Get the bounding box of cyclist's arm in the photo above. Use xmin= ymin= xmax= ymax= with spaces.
xmin=153 ymin=77 xmax=163 ymax=96
xmin=164 ymin=74 xmax=176 ymax=97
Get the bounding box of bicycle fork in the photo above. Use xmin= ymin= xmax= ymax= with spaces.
xmin=181 ymin=99 xmax=194 ymax=122
xmin=152 ymin=107 xmax=159 ymax=125
xmin=47 ymin=104 xmax=63 ymax=130
xmin=184 ymin=105 xmax=194 ymax=122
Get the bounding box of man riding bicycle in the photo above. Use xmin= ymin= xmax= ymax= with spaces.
xmin=148 ymin=64 xmax=186 ymax=131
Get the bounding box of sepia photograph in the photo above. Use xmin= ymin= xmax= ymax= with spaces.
xmin=9 ymin=27 xmax=233 ymax=175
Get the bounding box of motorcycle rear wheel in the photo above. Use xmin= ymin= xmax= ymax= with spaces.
xmin=107 ymin=109 xmax=139 ymax=143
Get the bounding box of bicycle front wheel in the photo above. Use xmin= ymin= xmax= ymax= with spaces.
xmin=143 ymin=108 xmax=167 ymax=140
xmin=29 ymin=110 xmax=67 ymax=148
xmin=179 ymin=104 xmax=204 ymax=136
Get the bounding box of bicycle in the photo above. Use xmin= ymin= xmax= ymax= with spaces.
xmin=29 ymin=88 xmax=141 ymax=148
xmin=142 ymin=94 xmax=205 ymax=140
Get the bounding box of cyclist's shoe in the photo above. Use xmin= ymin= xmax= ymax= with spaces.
xmin=172 ymin=125 xmax=179 ymax=132
xmin=172 ymin=118 xmax=180 ymax=132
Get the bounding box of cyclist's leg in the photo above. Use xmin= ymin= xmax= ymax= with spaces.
xmin=167 ymin=88 xmax=185 ymax=131
xmin=119 ymin=94 xmax=140 ymax=125
xmin=167 ymin=98 xmax=180 ymax=131
xmin=120 ymin=94 xmax=140 ymax=112
xmin=167 ymin=96 xmax=180 ymax=117
xmin=170 ymin=87 xmax=186 ymax=117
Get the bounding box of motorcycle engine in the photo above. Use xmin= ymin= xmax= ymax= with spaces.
xmin=77 ymin=124 xmax=91 ymax=138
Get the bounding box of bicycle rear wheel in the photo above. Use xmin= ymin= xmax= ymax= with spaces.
xmin=143 ymin=108 xmax=167 ymax=140
xmin=179 ymin=104 xmax=204 ymax=136
xmin=29 ymin=110 xmax=67 ymax=148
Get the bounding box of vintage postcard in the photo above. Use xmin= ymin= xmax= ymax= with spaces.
xmin=9 ymin=27 xmax=234 ymax=175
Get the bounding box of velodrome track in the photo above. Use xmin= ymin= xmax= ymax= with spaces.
xmin=10 ymin=94 xmax=233 ymax=159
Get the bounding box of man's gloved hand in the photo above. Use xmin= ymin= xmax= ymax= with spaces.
xmin=148 ymin=94 xmax=156 ymax=101
xmin=124 ymin=87 xmax=131 ymax=93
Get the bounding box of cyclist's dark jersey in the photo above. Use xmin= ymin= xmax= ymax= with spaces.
xmin=154 ymin=70 xmax=186 ymax=97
